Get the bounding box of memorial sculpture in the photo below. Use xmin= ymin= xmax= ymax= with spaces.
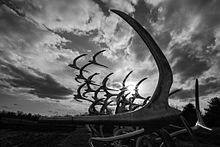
xmin=40 ymin=10 xmax=212 ymax=147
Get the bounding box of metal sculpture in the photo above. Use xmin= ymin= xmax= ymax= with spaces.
xmin=39 ymin=9 xmax=212 ymax=147
xmin=89 ymin=50 xmax=108 ymax=68
xmin=68 ymin=54 xmax=88 ymax=71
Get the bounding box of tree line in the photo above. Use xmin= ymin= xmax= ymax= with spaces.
xmin=182 ymin=97 xmax=220 ymax=127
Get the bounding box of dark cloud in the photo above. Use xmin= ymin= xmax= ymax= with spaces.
xmin=134 ymin=0 xmax=156 ymax=26
xmin=55 ymin=30 xmax=99 ymax=52
xmin=163 ymin=0 xmax=220 ymax=42
xmin=92 ymin=0 xmax=110 ymax=16
xmin=205 ymin=77 xmax=218 ymax=84
xmin=170 ymin=88 xmax=193 ymax=100
xmin=130 ymin=34 xmax=149 ymax=62
xmin=129 ymin=1 xmax=164 ymax=62
xmin=171 ymin=45 xmax=210 ymax=83
xmin=171 ymin=77 xmax=220 ymax=100
xmin=14 ymin=0 xmax=43 ymax=16
xmin=154 ymin=31 xmax=172 ymax=49
xmin=0 ymin=60 xmax=73 ymax=100
xmin=0 ymin=6 xmax=47 ymax=47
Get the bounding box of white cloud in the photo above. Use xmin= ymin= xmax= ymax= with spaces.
xmin=26 ymin=0 xmax=104 ymax=32
xmin=102 ymin=0 xmax=138 ymax=13
xmin=144 ymin=0 xmax=165 ymax=6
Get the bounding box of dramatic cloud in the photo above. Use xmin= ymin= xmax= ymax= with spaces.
xmin=171 ymin=77 xmax=220 ymax=101
xmin=101 ymin=0 xmax=138 ymax=13
xmin=171 ymin=45 xmax=211 ymax=83
xmin=1 ymin=0 xmax=220 ymax=115
xmin=0 ymin=60 xmax=73 ymax=99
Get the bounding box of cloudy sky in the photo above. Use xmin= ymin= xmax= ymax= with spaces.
xmin=0 ymin=0 xmax=220 ymax=116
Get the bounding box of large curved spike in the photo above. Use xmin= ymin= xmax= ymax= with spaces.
xmin=82 ymin=73 xmax=100 ymax=97
xmin=91 ymin=128 xmax=145 ymax=142
xmin=79 ymin=63 xmax=92 ymax=79
xmin=102 ymin=73 xmax=119 ymax=97
xmin=75 ymin=62 xmax=92 ymax=82
xmin=88 ymin=73 xmax=99 ymax=82
xmin=135 ymin=77 xmax=148 ymax=90
xmin=169 ymin=88 xmax=182 ymax=97
xmin=195 ymin=79 xmax=212 ymax=131
xmin=111 ymin=9 xmax=173 ymax=107
xmin=195 ymin=79 xmax=204 ymax=126
xmin=73 ymin=83 xmax=86 ymax=102
xmin=68 ymin=54 xmax=88 ymax=71
xmin=132 ymin=77 xmax=148 ymax=100
xmin=102 ymin=73 xmax=113 ymax=85
xmin=74 ymin=83 xmax=94 ymax=103
xmin=122 ymin=71 xmax=133 ymax=89
xmin=93 ymin=50 xmax=105 ymax=59
xmin=44 ymin=10 xmax=180 ymax=128
xmin=89 ymin=50 xmax=108 ymax=68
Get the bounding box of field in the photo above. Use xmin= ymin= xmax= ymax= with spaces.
xmin=1 ymin=126 xmax=220 ymax=147
xmin=0 ymin=127 xmax=90 ymax=147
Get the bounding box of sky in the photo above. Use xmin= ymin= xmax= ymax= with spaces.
xmin=0 ymin=0 xmax=220 ymax=116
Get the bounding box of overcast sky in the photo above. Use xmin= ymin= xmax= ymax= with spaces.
xmin=0 ymin=0 xmax=220 ymax=116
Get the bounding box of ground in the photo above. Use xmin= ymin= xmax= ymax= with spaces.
xmin=1 ymin=127 xmax=220 ymax=147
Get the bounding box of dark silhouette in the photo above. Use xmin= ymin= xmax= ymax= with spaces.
xmin=181 ymin=103 xmax=197 ymax=126
xmin=0 ymin=110 xmax=40 ymax=121
xmin=39 ymin=10 xmax=214 ymax=147
xmin=204 ymin=97 xmax=220 ymax=127
xmin=68 ymin=54 xmax=88 ymax=71
xmin=88 ymin=50 xmax=108 ymax=68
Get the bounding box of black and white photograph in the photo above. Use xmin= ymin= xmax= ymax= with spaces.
xmin=0 ymin=0 xmax=220 ymax=146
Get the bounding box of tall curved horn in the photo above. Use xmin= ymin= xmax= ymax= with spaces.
xmin=132 ymin=77 xmax=148 ymax=100
xmin=42 ymin=10 xmax=180 ymax=129
xmin=121 ymin=71 xmax=133 ymax=90
xmin=68 ymin=54 xmax=87 ymax=71
xmin=89 ymin=50 xmax=108 ymax=68
xmin=110 ymin=9 xmax=173 ymax=107
xmin=194 ymin=79 xmax=212 ymax=131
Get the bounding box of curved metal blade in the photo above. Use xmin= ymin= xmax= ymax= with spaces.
xmin=91 ymin=128 xmax=145 ymax=142
xmin=195 ymin=79 xmax=212 ymax=131
xmin=110 ymin=9 xmax=173 ymax=107
xmin=122 ymin=71 xmax=133 ymax=88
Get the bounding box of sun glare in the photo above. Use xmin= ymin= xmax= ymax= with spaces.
xmin=126 ymin=81 xmax=137 ymax=95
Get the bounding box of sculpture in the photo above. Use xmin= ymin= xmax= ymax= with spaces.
xmin=40 ymin=9 xmax=212 ymax=147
